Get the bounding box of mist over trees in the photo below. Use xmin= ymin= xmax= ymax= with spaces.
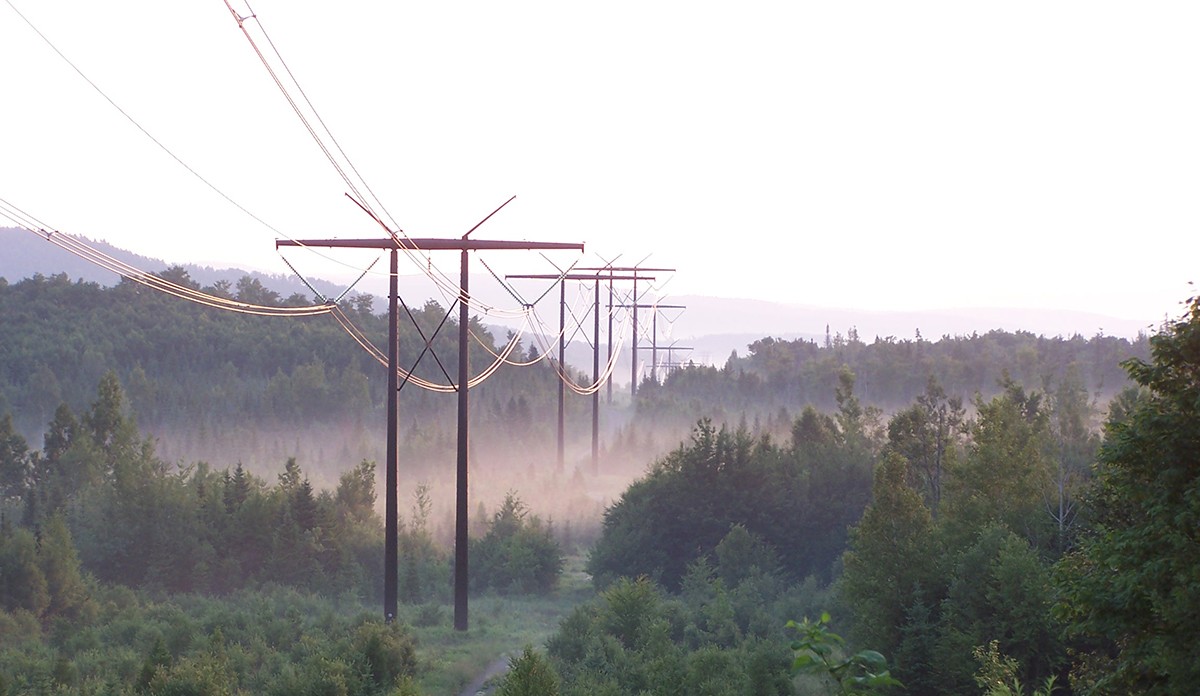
xmin=588 ymin=380 xmax=876 ymax=593
xmin=2 ymin=262 xmax=1196 ymax=694
xmin=637 ymin=327 xmax=1148 ymax=432
xmin=523 ymin=295 xmax=1198 ymax=694
xmin=0 ymin=270 xmax=570 ymax=444
xmin=1 ymin=271 xmax=1150 ymax=432
xmin=0 ymin=373 xmax=569 ymax=692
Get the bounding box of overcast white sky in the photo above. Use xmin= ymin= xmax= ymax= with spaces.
xmin=3 ymin=1 xmax=1197 ymax=324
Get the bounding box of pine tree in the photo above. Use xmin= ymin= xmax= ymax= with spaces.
xmin=841 ymin=452 xmax=939 ymax=662
xmin=37 ymin=513 xmax=89 ymax=618
xmin=0 ymin=413 xmax=30 ymax=499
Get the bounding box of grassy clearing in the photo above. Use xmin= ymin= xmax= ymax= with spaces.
xmin=402 ymin=555 xmax=594 ymax=694
xmin=0 ymin=556 xmax=594 ymax=695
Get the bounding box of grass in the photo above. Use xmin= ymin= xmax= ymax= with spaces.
xmin=0 ymin=558 xmax=595 ymax=695
xmin=402 ymin=555 xmax=594 ymax=694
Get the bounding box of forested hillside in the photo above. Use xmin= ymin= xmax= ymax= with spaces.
xmin=637 ymin=328 xmax=1149 ymax=431
xmin=0 ymin=270 xmax=579 ymax=471
xmin=493 ymin=295 xmax=1200 ymax=696
xmin=2 ymin=270 xmax=1149 ymax=459
xmin=0 ymin=372 xmax=565 ymax=693
xmin=3 ymin=266 xmax=1188 ymax=695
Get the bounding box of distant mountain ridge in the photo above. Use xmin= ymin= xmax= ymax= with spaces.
xmin=1 ymin=226 xmax=342 ymax=301
xmin=2 ymin=227 xmax=1156 ymax=371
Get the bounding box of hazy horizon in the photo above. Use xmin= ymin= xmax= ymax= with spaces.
xmin=3 ymin=1 xmax=1197 ymax=330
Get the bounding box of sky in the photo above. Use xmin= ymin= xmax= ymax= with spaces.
xmin=3 ymin=0 xmax=1198 ymax=326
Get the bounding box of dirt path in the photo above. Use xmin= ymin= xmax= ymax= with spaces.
xmin=457 ymin=653 xmax=511 ymax=696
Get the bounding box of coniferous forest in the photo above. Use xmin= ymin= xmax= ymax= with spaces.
xmin=2 ymin=267 xmax=1196 ymax=695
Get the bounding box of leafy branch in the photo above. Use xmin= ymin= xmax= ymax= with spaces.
xmin=788 ymin=613 xmax=902 ymax=695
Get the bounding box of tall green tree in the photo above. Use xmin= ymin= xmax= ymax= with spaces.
xmin=0 ymin=413 xmax=30 ymax=500
xmin=932 ymin=526 xmax=1062 ymax=693
xmin=0 ymin=525 xmax=49 ymax=616
xmin=885 ymin=377 xmax=964 ymax=517
xmin=35 ymin=513 xmax=91 ymax=619
xmin=943 ymin=379 xmax=1052 ymax=548
xmin=1056 ymin=295 xmax=1200 ymax=694
xmin=83 ymin=371 xmax=138 ymax=460
xmin=841 ymin=452 xmax=939 ymax=682
xmin=1043 ymin=368 xmax=1099 ymax=552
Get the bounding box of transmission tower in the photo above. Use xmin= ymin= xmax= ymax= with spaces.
xmin=278 ymin=233 xmax=582 ymax=631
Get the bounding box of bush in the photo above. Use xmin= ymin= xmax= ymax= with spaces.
xmin=470 ymin=492 xmax=564 ymax=595
xmin=496 ymin=645 xmax=560 ymax=696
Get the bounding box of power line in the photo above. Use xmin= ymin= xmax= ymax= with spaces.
xmin=0 ymin=202 xmax=333 ymax=317
xmin=7 ymin=0 xmax=537 ymax=321
xmin=3 ymin=0 xmax=293 ymax=242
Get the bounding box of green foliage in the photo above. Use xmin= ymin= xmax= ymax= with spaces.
xmin=352 ymin=621 xmax=419 ymax=689
xmin=470 ymin=492 xmax=564 ymax=595
xmin=974 ymin=640 xmax=1059 ymax=696
xmin=1043 ymin=367 xmax=1100 ymax=551
xmin=4 ymin=374 xmax=414 ymax=600
xmin=647 ymin=329 xmax=1146 ymax=429
xmin=0 ymin=586 xmax=420 ymax=695
xmin=35 ymin=514 xmax=93 ymax=621
xmin=787 ymin=613 xmax=901 ymax=695
xmin=841 ymin=376 xmax=1072 ymax=694
xmin=840 ymin=452 xmax=939 ymax=660
xmin=400 ymin=484 xmax=446 ymax=604
xmin=932 ymin=527 xmax=1062 ymax=693
xmin=713 ymin=524 xmax=779 ymax=588
xmin=0 ymin=413 xmax=30 ymax=500
xmin=495 ymin=645 xmax=561 ymax=696
xmin=884 ymin=377 xmax=964 ymax=516
xmin=1054 ymin=295 xmax=1200 ymax=694
xmin=544 ymin=565 xmax=806 ymax=695
xmin=0 ymin=271 xmax=569 ymax=461
xmin=0 ymin=526 xmax=49 ymax=617
xmin=588 ymin=410 xmax=874 ymax=592
xmin=942 ymin=378 xmax=1054 ymax=548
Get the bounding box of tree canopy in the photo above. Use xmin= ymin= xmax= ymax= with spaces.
xmin=1056 ymin=294 xmax=1200 ymax=694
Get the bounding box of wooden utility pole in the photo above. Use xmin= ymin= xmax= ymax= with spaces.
xmin=610 ymin=303 xmax=685 ymax=383
xmin=278 ymin=232 xmax=582 ymax=631
xmin=575 ymin=266 xmax=674 ymax=402
xmin=662 ymin=343 xmax=695 ymax=376
xmin=385 ymin=249 xmax=399 ymax=620
xmin=507 ymin=272 xmax=651 ymax=474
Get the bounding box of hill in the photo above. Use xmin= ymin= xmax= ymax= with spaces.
xmin=2 ymin=227 xmax=1155 ymax=378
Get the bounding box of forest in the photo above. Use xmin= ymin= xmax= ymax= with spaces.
xmin=0 ymin=270 xmax=1149 ymax=467
xmin=0 ymin=267 xmax=1194 ymax=695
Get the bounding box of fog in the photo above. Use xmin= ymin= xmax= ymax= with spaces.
xmin=149 ymin=403 xmax=696 ymax=552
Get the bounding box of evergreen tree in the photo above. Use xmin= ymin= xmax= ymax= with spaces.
xmin=841 ymin=452 xmax=939 ymax=672
xmin=0 ymin=413 xmax=30 ymax=500
xmin=1056 ymin=295 xmax=1200 ymax=693
xmin=36 ymin=513 xmax=90 ymax=619
xmin=0 ymin=526 xmax=50 ymax=616
xmin=223 ymin=462 xmax=251 ymax=513
xmin=497 ymin=646 xmax=561 ymax=696
xmin=41 ymin=403 xmax=77 ymax=466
